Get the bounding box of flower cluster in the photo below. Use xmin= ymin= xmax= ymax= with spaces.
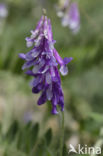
xmin=56 ymin=0 xmax=80 ymax=34
xmin=19 ymin=15 xmax=72 ymax=114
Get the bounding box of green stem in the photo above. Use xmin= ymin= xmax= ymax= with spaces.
xmin=42 ymin=8 xmax=47 ymax=15
xmin=59 ymin=111 xmax=64 ymax=156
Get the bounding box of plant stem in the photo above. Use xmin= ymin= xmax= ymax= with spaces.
xmin=42 ymin=8 xmax=46 ymax=15
xmin=59 ymin=110 xmax=64 ymax=156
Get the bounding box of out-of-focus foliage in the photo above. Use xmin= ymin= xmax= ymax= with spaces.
xmin=0 ymin=120 xmax=53 ymax=156
xmin=0 ymin=0 xmax=103 ymax=155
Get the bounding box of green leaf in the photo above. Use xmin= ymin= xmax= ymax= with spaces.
xmin=63 ymin=144 xmax=68 ymax=156
xmin=44 ymin=128 xmax=52 ymax=146
xmin=17 ymin=122 xmax=39 ymax=154
xmin=5 ymin=120 xmax=19 ymax=142
xmin=32 ymin=138 xmax=46 ymax=156
xmin=30 ymin=123 xmax=39 ymax=149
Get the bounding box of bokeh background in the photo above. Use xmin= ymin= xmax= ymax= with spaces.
xmin=0 ymin=0 xmax=103 ymax=156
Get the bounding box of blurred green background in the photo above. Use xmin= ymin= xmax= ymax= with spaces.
xmin=0 ymin=0 xmax=103 ymax=155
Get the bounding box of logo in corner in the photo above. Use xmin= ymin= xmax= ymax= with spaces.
xmin=69 ymin=144 xmax=77 ymax=153
xmin=68 ymin=144 xmax=101 ymax=155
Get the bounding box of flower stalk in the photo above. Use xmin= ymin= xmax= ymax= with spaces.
xmin=59 ymin=110 xmax=64 ymax=156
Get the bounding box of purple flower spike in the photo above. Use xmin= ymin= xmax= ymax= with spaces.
xmin=19 ymin=14 xmax=72 ymax=114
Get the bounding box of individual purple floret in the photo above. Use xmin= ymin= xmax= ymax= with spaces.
xmin=68 ymin=3 xmax=80 ymax=33
xmin=0 ymin=3 xmax=8 ymax=18
xmin=19 ymin=15 xmax=72 ymax=114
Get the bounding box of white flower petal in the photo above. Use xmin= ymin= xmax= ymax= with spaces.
xmin=60 ymin=65 xmax=68 ymax=76
xmin=32 ymin=65 xmax=40 ymax=73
